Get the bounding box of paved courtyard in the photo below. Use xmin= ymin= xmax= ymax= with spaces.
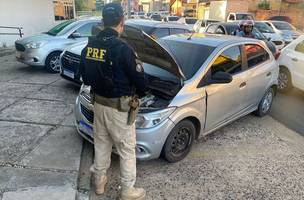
xmin=0 ymin=53 xmax=304 ymax=200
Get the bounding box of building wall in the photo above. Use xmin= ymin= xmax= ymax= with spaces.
xmin=0 ymin=0 xmax=75 ymax=46
xmin=225 ymin=0 xmax=249 ymax=17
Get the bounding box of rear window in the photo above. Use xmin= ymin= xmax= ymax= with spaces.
xmin=160 ymin=39 xmax=216 ymax=79
xmin=236 ymin=14 xmax=254 ymax=20
xmin=272 ymin=22 xmax=295 ymax=31
xmin=169 ymin=16 xmax=180 ymax=21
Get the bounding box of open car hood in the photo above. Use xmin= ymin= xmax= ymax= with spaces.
xmin=122 ymin=25 xmax=186 ymax=80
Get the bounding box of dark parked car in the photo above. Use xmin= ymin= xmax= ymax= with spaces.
xmin=205 ymin=22 xmax=278 ymax=57
xmin=60 ymin=19 xmax=192 ymax=84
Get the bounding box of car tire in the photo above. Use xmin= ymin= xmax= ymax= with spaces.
xmin=45 ymin=51 xmax=61 ymax=73
xmin=162 ymin=120 xmax=195 ymax=163
xmin=278 ymin=67 xmax=292 ymax=93
xmin=254 ymin=87 xmax=274 ymax=117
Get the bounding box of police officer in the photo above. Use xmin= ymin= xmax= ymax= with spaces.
xmin=236 ymin=20 xmax=256 ymax=38
xmin=79 ymin=3 xmax=147 ymax=200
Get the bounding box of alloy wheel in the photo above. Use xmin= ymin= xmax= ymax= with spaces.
xmin=278 ymin=71 xmax=288 ymax=90
xmin=49 ymin=55 xmax=61 ymax=72
xmin=261 ymin=91 xmax=273 ymax=113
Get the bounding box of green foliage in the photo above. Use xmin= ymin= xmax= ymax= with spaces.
xmin=258 ymin=0 xmax=270 ymax=10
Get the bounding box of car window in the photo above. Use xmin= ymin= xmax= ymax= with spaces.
xmin=211 ymin=46 xmax=242 ymax=75
xmin=75 ymin=22 xmax=99 ymax=37
xmin=206 ymin=24 xmax=217 ymax=33
xmin=245 ymin=44 xmax=270 ymax=68
xmin=152 ymin=28 xmax=170 ymax=38
xmin=171 ymin=28 xmax=186 ymax=34
xmin=295 ymin=41 xmax=304 ymax=53
xmin=215 ymin=27 xmax=225 ymax=34
xmin=229 ymin=14 xmax=235 ymax=20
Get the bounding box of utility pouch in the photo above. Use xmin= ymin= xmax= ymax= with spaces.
xmin=119 ymin=96 xmax=131 ymax=112
xmin=127 ymin=96 xmax=140 ymax=125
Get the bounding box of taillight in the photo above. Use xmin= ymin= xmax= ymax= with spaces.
xmin=275 ymin=51 xmax=281 ymax=60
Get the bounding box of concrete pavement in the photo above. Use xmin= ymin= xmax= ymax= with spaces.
xmin=0 ymin=53 xmax=83 ymax=200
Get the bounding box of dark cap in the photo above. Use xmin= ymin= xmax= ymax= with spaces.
xmin=102 ymin=3 xmax=124 ymax=26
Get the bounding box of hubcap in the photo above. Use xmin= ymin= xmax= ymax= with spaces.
xmin=278 ymin=71 xmax=288 ymax=90
xmin=49 ymin=55 xmax=60 ymax=72
xmin=170 ymin=127 xmax=192 ymax=156
xmin=262 ymin=91 xmax=273 ymax=113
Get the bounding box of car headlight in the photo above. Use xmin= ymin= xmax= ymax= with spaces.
xmin=25 ymin=41 xmax=46 ymax=49
xmin=80 ymin=84 xmax=93 ymax=103
xmin=136 ymin=107 xmax=176 ymax=129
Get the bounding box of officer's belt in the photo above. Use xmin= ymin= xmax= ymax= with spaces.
xmin=94 ymin=94 xmax=131 ymax=112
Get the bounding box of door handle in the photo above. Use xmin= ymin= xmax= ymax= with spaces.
xmin=292 ymin=57 xmax=298 ymax=62
xmin=239 ymin=82 xmax=247 ymax=88
xmin=266 ymin=72 xmax=272 ymax=77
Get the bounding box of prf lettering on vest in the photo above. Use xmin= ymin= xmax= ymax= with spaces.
xmin=86 ymin=47 xmax=106 ymax=62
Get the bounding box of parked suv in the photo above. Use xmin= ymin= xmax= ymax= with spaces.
xmin=75 ymin=27 xmax=278 ymax=162
xmin=60 ymin=19 xmax=192 ymax=84
xmin=15 ymin=18 xmax=101 ymax=73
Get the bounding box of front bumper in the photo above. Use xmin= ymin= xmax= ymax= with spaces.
xmin=74 ymin=96 xmax=176 ymax=161
xmin=15 ymin=49 xmax=47 ymax=66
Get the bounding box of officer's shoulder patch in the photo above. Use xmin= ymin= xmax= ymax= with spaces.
xmin=135 ymin=59 xmax=143 ymax=72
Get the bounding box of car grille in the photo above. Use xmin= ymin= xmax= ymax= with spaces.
xmin=273 ymin=41 xmax=283 ymax=45
xmin=61 ymin=51 xmax=81 ymax=73
xmin=15 ymin=42 xmax=25 ymax=52
xmin=80 ymin=104 xmax=94 ymax=123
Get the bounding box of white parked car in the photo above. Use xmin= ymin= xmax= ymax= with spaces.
xmin=193 ymin=19 xmax=220 ymax=33
xmin=278 ymin=35 xmax=304 ymax=92
xmin=255 ymin=21 xmax=285 ymax=50
xmin=262 ymin=20 xmax=302 ymax=45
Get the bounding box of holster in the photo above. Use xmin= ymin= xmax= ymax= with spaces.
xmin=127 ymin=96 xmax=140 ymax=125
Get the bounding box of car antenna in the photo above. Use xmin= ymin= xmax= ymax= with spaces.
xmin=187 ymin=31 xmax=195 ymax=40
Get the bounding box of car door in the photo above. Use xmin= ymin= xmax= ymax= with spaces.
xmin=291 ymin=40 xmax=304 ymax=89
xmin=243 ymin=43 xmax=273 ymax=108
xmin=204 ymin=45 xmax=248 ymax=131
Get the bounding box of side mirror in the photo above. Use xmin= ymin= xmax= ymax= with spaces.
xmin=70 ymin=32 xmax=81 ymax=39
xmin=209 ymin=71 xmax=233 ymax=84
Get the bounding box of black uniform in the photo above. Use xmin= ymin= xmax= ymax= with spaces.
xmin=79 ymin=28 xmax=147 ymax=98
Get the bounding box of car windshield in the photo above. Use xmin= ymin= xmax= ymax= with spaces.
xmin=252 ymin=28 xmax=267 ymax=40
xmin=272 ymin=22 xmax=296 ymax=30
xmin=255 ymin=22 xmax=275 ymax=33
xmin=160 ymin=39 xmax=216 ymax=79
xmin=185 ymin=18 xmax=197 ymax=24
xmin=236 ymin=14 xmax=254 ymax=20
xmin=47 ymin=20 xmax=77 ymax=36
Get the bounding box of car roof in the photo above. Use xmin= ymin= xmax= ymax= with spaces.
xmin=161 ymin=33 xmax=257 ymax=47
xmin=126 ymin=19 xmax=191 ymax=29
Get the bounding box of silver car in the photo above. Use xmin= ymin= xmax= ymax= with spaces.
xmin=75 ymin=28 xmax=279 ymax=163
xmin=15 ymin=18 xmax=101 ymax=73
